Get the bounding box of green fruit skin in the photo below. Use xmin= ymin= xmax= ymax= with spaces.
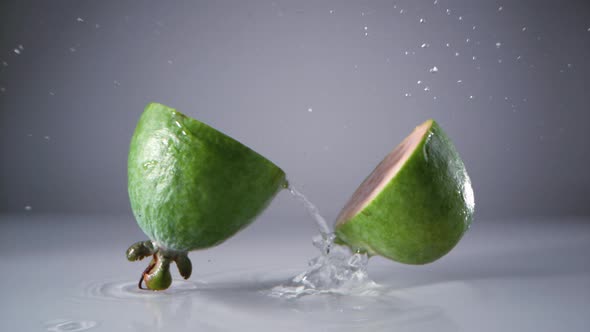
xmin=128 ymin=103 xmax=286 ymax=252
xmin=335 ymin=120 xmax=474 ymax=264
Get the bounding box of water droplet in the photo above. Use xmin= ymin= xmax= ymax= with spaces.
xmin=496 ymin=42 xmax=502 ymax=48
xmin=434 ymin=0 xmax=438 ymax=5
xmin=364 ymin=32 xmax=368 ymax=36
xmin=25 ymin=205 xmax=32 ymax=211
xmin=466 ymin=38 xmax=470 ymax=43
xmin=417 ymin=80 xmax=422 ymax=84
xmin=421 ymin=42 xmax=429 ymax=48
xmin=446 ymin=9 xmax=451 ymax=15
xmin=587 ymin=27 xmax=590 ymax=32
xmin=404 ymin=50 xmax=409 ymax=55
xmin=76 ymin=17 xmax=85 ymax=23
xmin=307 ymin=107 xmax=313 ymax=112
xmin=472 ymin=25 xmax=477 ymax=30
xmin=167 ymin=59 xmax=173 ymax=64
xmin=175 ymin=121 xmax=182 ymax=128
xmin=44 ymin=136 xmax=51 ymax=140
xmin=429 ymin=66 xmax=439 ymax=73
xmin=498 ymin=58 xmax=503 ymax=63
xmin=404 ymin=92 xmax=411 ymax=97
xmin=522 ymin=26 xmax=527 ymax=32
xmin=329 ymin=9 xmax=334 ymax=14
xmin=455 ymin=52 xmax=460 ymax=56
xmin=424 ymin=86 xmax=430 ymax=92
xmin=516 ymin=55 xmax=522 ymax=60
xmin=399 ymin=9 xmax=404 ymax=14
xmin=69 ymin=47 xmax=77 ymax=52
xmin=13 ymin=48 xmax=21 ymax=55
xmin=457 ymin=79 xmax=463 ymax=83
xmin=567 ymin=63 xmax=573 ymax=68
xmin=364 ymin=26 xmax=368 ymax=30
xmin=433 ymin=96 xmax=437 ymax=100
xmin=469 ymin=95 xmax=474 ymax=99
xmin=49 ymin=91 xmax=55 ymax=96
xmin=446 ymin=43 xmax=450 ymax=47
xmin=419 ymin=18 xmax=425 ymax=23
xmin=142 ymin=161 xmax=158 ymax=169
xmin=498 ymin=6 xmax=503 ymax=11
xmin=95 ymin=23 xmax=100 ymax=29
xmin=458 ymin=16 xmax=463 ymax=21
xmin=181 ymin=131 xmax=187 ymax=136
xmin=0 ymin=87 xmax=5 ymax=93
xmin=472 ymin=56 xmax=477 ymax=60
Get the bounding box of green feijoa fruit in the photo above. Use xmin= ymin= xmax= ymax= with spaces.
xmin=335 ymin=119 xmax=474 ymax=264
xmin=127 ymin=102 xmax=286 ymax=290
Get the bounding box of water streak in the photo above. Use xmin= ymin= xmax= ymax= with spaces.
xmin=270 ymin=185 xmax=377 ymax=298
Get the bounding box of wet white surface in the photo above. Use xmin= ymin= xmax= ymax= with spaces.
xmin=1 ymin=215 xmax=589 ymax=331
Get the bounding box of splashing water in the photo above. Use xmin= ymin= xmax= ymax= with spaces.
xmin=270 ymin=185 xmax=378 ymax=298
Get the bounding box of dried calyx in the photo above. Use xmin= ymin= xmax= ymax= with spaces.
xmin=126 ymin=240 xmax=192 ymax=290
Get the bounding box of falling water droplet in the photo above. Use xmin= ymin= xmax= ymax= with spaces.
xmin=446 ymin=43 xmax=450 ymax=47
xmin=496 ymin=42 xmax=502 ymax=48
xmin=516 ymin=55 xmax=522 ymax=60
xmin=417 ymin=80 xmax=422 ymax=85
xmin=25 ymin=206 xmax=32 ymax=211
xmin=466 ymin=38 xmax=470 ymax=43
xmin=400 ymin=9 xmax=404 ymax=14
xmin=424 ymin=86 xmax=430 ymax=92
xmin=419 ymin=18 xmax=425 ymax=23
xmin=429 ymin=66 xmax=439 ymax=73
xmin=472 ymin=56 xmax=477 ymax=60
xmin=457 ymin=80 xmax=463 ymax=83
xmin=69 ymin=47 xmax=77 ymax=52
xmin=567 ymin=63 xmax=573 ymax=68
xmin=455 ymin=52 xmax=460 ymax=56
xmin=44 ymin=136 xmax=51 ymax=140
xmin=434 ymin=0 xmax=438 ymax=5
xmin=446 ymin=9 xmax=451 ymax=15
xmin=76 ymin=17 xmax=85 ymax=23
xmin=522 ymin=26 xmax=527 ymax=32
xmin=307 ymin=108 xmax=313 ymax=113
xmin=404 ymin=92 xmax=411 ymax=97
xmin=472 ymin=25 xmax=477 ymax=30
xmin=458 ymin=16 xmax=463 ymax=21
xmin=0 ymin=87 xmax=6 ymax=93
xmin=49 ymin=91 xmax=55 ymax=96
xmin=498 ymin=6 xmax=503 ymax=11
xmin=329 ymin=9 xmax=334 ymax=14
xmin=421 ymin=43 xmax=429 ymax=48
xmin=498 ymin=59 xmax=503 ymax=63
xmin=469 ymin=95 xmax=474 ymax=99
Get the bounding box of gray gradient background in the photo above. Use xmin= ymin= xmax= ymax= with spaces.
xmin=1 ymin=0 xmax=589 ymax=221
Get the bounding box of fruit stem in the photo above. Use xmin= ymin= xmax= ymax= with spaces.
xmin=127 ymin=240 xmax=192 ymax=291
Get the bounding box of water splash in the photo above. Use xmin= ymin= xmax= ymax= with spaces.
xmin=270 ymin=186 xmax=378 ymax=298
xmin=44 ymin=319 xmax=97 ymax=332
